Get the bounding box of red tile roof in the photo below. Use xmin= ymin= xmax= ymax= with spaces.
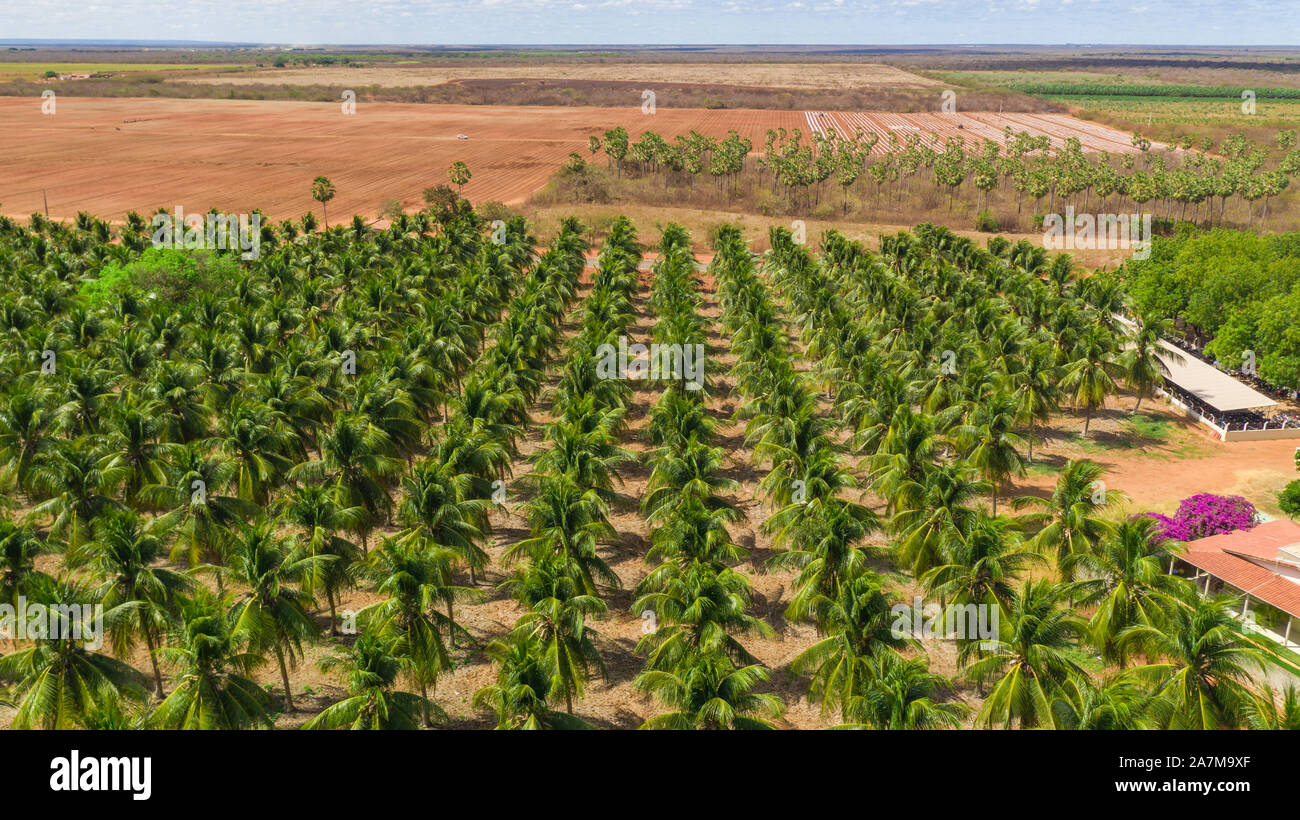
xmin=1249 ymin=578 xmax=1300 ymax=621
xmin=1179 ymin=520 xmax=1300 ymax=619
xmin=1182 ymin=551 xmax=1279 ymax=590
xmin=1185 ymin=518 xmax=1300 ymax=561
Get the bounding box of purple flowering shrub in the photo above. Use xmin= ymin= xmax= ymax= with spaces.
xmin=1142 ymin=493 xmax=1258 ymax=542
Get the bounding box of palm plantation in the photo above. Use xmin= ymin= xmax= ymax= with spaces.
xmin=0 ymin=199 xmax=1283 ymax=732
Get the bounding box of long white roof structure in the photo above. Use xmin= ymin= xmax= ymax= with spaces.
xmin=1112 ymin=315 xmax=1277 ymax=413
xmin=1155 ymin=339 xmax=1277 ymax=412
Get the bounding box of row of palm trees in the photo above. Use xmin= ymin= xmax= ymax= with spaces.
xmin=714 ymin=224 xmax=953 ymax=727
xmin=340 ymin=216 xmax=590 ymax=729
xmin=472 ymin=217 xmax=636 ymax=728
xmin=597 ymin=125 xmax=1299 ymax=228
xmin=626 ymin=224 xmax=786 ymax=728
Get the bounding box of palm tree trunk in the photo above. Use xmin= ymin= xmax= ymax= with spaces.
xmin=145 ymin=627 xmax=165 ymax=698
xmin=447 ymin=599 xmax=457 ymax=649
xmin=275 ymin=644 xmax=294 ymax=712
xmin=327 ymin=588 xmax=338 ymax=637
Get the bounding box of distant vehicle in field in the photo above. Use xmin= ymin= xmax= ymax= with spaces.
xmin=456 ymin=134 xmax=469 ymax=140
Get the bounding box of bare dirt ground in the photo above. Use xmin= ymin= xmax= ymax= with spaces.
xmin=178 ymin=62 xmax=942 ymax=90
xmin=1015 ymin=394 xmax=1300 ymax=519
xmin=0 ymin=97 xmax=1146 ymax=222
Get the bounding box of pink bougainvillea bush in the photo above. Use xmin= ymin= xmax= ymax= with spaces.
xmin=1142 ymin=493 xmax=1258 ymax=542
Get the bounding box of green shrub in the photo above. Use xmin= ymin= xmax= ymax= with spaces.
xmin=975 ymin=209 xmax=1000 ymax=233
xmin=80 ymin=247 xmax=238 ymax=310
xmin=477 ymin=200 xmax=518 ymax=223
xmin=1278 ymin=479 xmax=1300 ymax=517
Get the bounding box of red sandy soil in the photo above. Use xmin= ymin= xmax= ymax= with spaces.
xmin=1013 ymin=395 xmax=1300 ymax=518
xmin=0 ymin=97 xmax=1146 ymax=223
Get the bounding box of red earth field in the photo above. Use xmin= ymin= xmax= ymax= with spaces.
xmin=0 ymin=97 xmax=1150 ymax=221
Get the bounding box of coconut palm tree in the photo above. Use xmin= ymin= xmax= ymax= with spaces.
xmin=397 ymin=457 xmax=490 ymax=583
xmin=635 ymin=651 xmax=784 ymax=730
xmin=224 ymin=521 xmax=324 ymax=712
xmin=214 ymin=400 xmax=297 ymax=507
xmin=922 ymin=513 xmax=1045 ymax=613
xmin=303 ymin=633 xmax=442 ymax=730
xmin=1064 ymin=516 xmax=1190 ymax=664
xmin=1120 ymin=312 xmax=1182 ymax=413
xmin=1059 ymin=326 xmax=1120 ymax=435
xmin=837 ymin=653 xmax=967 ymax=729
xmin=508 ymin=475 xmax=620 ymax=597
xmin=1049 ymin=673 xmax=1157 ymax=730
xmin=635 ymin=556 xmax=773 ymax=674
xmin=1119 ymin=594 xmax=1266 ymax=729
xmin=473 ymin=634 xmax=593 ymax=730
xmin=149 ymin=588 xmax=277 ymax=729
xmin=1014 ymin=458 xmax=1122 ymax=567
xmin=952 ymin=391 xmax=1026 ymax=514
xmin=790 ymin=572 xmax=911 ymax=720
xmin=1009 ymin=343 xmax=1059 ymax=462
xmin=141 ymin=445 xmax=260 ymax=569
xmin=967 ymin=579 xmax=1089 ymax=728
xmin=28 ymin=439 xmax=122 ymax=549
xmin=278 ymin=484 xmax=364 ymax=635
xmin=0 ymin=519 xmax=51 ymax=613
xmin=99 ymin=396 xmax=180 ymax=507
xmin=0 ymin=387 xmax=55 ymax=499
xmin=0 ymin=575 xmax=149 ymax=729
xmin=889 ymin=463 xmax=989 ymax=577
xmin=291 ymin=414 xmax=402 ymax=551
xmin=767 ymin=496 xmax=878 ymax=618
xmin=505 ymin=554 xmax=608 ymax=714
xmin=360 ymin=536 xmax=478 ymax=723
xmin=1244 ymin=684 xmax=1300 ymax=730
xmin=81 ymin=509 xmax=192 ymax=696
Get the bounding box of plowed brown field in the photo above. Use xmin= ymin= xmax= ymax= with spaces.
xmin=0 ymin=97 xmax=1150 ymax=221
xmin=178 ymin=62 xmax=941 ymax=90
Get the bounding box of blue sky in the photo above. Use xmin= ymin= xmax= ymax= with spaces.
xmin=4 ymin=0 xmax=1297 ymax=45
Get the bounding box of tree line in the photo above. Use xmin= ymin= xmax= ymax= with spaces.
xmin=587 ymin=125 xmax=1299 ymax=229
